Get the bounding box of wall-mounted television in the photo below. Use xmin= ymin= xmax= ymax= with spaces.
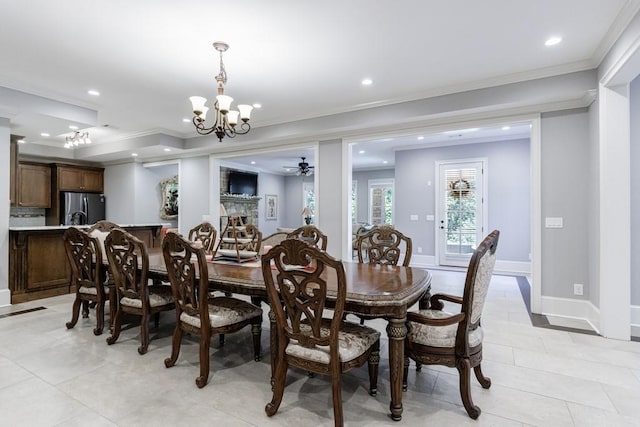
xmin=228 ymin=171 xmax=258 ymax=196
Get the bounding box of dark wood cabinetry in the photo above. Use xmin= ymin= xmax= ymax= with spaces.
xmin=57 ymin=165 xmax=104 ymax=192
xmin=47 ymin=164 xmax=105 ymax=225
xmin=9 ymin=225 xmax=163 ymax=303
xmin=16 ymin=163 xmax=51 ymax=208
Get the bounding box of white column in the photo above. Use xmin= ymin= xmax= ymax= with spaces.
xmin=318 ymin=139 xmax=343 ymax=257
xmin=0 ymin=117 xmax=11 ymax=306
xmin=599 ymin=83 xmax=631 ymax=340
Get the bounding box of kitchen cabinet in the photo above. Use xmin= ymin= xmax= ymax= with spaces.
xmin=9 ymin=224 xmax=164 ymax=303
xmin=16 ymin=162 xmax=51 ymax=208
xmin=57 ymin=165 xmax=104 ymax=192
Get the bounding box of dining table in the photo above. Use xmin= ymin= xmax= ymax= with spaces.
xmin=145 ymin=249 xmax=431 ymax=421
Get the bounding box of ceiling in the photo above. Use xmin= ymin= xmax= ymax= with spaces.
xmin=1 ymin=1 xmax=637 ymax=172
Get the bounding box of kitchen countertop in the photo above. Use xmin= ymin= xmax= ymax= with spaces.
xmin=9 ymin=223 xmax=171 ymax=231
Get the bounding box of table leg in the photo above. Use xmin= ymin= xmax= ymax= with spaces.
xmin=386 ymin=316 xmax=407 ymax=421
xmin=268 ymin=307 xmax=277 ymax=390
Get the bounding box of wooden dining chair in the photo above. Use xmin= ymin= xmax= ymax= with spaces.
xmin=104 ymin=228 xmax=174 ymax=354
xmin=261 ymin=239 xmax=380 ymax=426
xmin=403 ymin=230 xmax=499 ymax=419
xmin=355 ymin=225 xmax=412 ymax=267
xmin=286 ymin=225 xmax=328 ymax=250
xmin=64 ymin=227 xmax=112 ymax=336
xmin=188 ymin=221 xmax=217 ymax=252
xmin=162 ymin=232 xmax=263 ymax=388
xmin=352 ymin=225 xmax=413 ymax=323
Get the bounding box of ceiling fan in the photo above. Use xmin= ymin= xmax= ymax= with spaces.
xmin=284 ymin=157 xmax=314 ymax=176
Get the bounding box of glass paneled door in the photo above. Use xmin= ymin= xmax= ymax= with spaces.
xmin=437 ymin=160 xmax=486 ymax=267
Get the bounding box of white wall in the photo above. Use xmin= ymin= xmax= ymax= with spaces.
xmin=631 ymin=76 xmax=640 ymax=306
xmin=104 ymin=163 xmax=136 ymax=224
xmin=318 ymin=139 xmax=343 ymax=257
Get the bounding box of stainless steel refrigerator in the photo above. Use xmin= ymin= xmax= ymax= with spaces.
xmin=60 ymin=192 xmax=106 ymax=225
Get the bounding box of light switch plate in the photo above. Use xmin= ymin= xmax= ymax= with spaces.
xmin=426 ymin=214 xmax=435 ymax=221
xmin=545 ymin=217 xmax=563 ymax=228
xmin=410 ymin=214 xmax=418 ymax=221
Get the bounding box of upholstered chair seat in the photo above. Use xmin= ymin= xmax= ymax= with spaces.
xmin=179 ymin=297 xmax=263 ymax=329
xmin=407 ymin=309 xmax=484 ymax=348
xmin=286 ymin=321 xmax=380 ymax=364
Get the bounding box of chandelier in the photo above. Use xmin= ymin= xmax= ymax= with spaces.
xmin=190 ymin=41 xmax=253 ymax=142
xmin=64 ymin=131 xmax=91 ymax=149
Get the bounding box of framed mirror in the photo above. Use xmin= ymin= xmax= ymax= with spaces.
xmin=160 ymin=175 xmax=179 ymax=220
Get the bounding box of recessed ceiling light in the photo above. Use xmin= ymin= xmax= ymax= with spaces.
xmin=417 ymin=136 xmax=424 ymax=140
xmin=182 ymin=118 xmax=190 ymax=123
xmin=502 ymin=126 xmax=511 ymax=131
xmin=383 ymin=160 xmax=388 ymax=164
xmin=359 ymin=150 xmax=365 ymax=154
xmin=40 ymin=132 xmax=50 ymax=137
xmin=252 ymin=103 xmax=262 ymax=109
xmin=88 ymin=89 xmax=100 ymax=96
xmin=69 ymin=125 xmax=78 ymax=130
xmin=250 ymin=161 xmax=256 ymax=165
xmin=164 ymin=148 xmax=171 ymax=152
xmin=17 ymin=139 xmax=25 ymax=144
xmin=131 ymin=153 xmax=138 ymax=157
xmin=545 ymin=36 xmax=562 ymax=47
xmin=443 ymin=128 xmax=479 ymax=135
xmin=361 ymin=78 xmax=373 ymax=86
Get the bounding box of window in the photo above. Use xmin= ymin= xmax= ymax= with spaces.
xmin=368 ymin=179 xmax=394 ymax=225
xmin=351 ymin=180 xmax=358 ymax=222
xmin=303 ymin=181 xmax=315 ymax=224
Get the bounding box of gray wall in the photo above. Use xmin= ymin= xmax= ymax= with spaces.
xmin=540 ymin=108 xmax=590 ymax=299
xmin=282 ymin=175 xmax=307 ymax=229
xmin=179 ymin=156 xmax=210 ymax=235
xmin=258 ymin=171 xmax=286 ymax=236
xmin=632 ymin=76 xmax=640 ymax=305
xmin=104 ymin=162 xmax=178 ymax=227
xmin=394 ymin=138 xmax=531 ymax=261
xmin=352 ymin=169 xmax=395 ymax=224
xmin=136 ymin=164 xmax=178 ymax=227
xmin=318 ymin=139 xmax=344 ymax=257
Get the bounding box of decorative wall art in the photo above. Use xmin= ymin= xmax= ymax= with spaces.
xmin=160 ymin=175 xmax=179 ymax=220
xmin=265 ymin=194 xmax=277 ymax=220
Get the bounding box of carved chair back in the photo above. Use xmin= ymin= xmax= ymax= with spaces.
xmin=262 ymin=238 xmax=346 ymax=355
xmin=286 ymin=225 xmax=328 ymax=251
xmin=356 ymin=225 xmax=412 ymax=267
xmin=162 ymin=231 xmax=211 ymax=335
xmin=188 ymin=222 xmax=217 ymax=252
xmin=456 ymin=229 xmax=499 ymax=353
xmin=104 ymin=228 xmax=148 ymax=301
xmin=242 ymin=224 xmax=263 ymax=252
xmin=63 ymin=226 xmax=103 ymax=292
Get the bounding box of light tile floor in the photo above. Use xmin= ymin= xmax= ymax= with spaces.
xmin=2 ymin=271 xmax=640 ymax=426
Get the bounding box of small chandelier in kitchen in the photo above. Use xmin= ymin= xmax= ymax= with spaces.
xmin=64 ymin=131 xmax=91 ymax=149
xmin=189 ymin=41 xmax=253 ymax=142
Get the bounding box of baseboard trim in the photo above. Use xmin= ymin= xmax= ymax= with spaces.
xmin=0 ymin=289 xmax=11 ymax=307
xmin=630 ymin=305 xmax=640 ymax=337
xmin=410 ymin=255 xmax=530 ymax=276
xmin=541 ymin=296 xmax=600 ymax=334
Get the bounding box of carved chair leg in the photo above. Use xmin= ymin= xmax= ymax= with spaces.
xmin=402 ymin=355 xmax=410 ymax=392
xmin=331 ymin=365 xmax=344 ymax=426
xmin=368 ymin=341 xmax=380 ymax=396
xmin=474 ymin=363 xmax=491 ymax=389
xmin=106 ymin=306 xmax=122 ymax=345
xmin=196 ymin=333 xmax=211 ymax=388
xmin=415 ymin=361 xmax=422 ymax=372
xmin=164 ymin=326 xmax=183 ymax=368
xmin=138 ymin=312 xmax=149 ymax=355
xmin=219 ymin=334 xmax=225 ymax=347
xmin=154 ymin=312 xmax=160 ymax=329
xmin=66 ymin=297 xmax=82 ymax=329
xmin=457 ymin=358 xmax=481 ymax=419
xmin=251 ymin=323 xmax=262 ymax=361
xmin=265 ymin=352 xmax=287 ymax=417
xmin=93 ymin=301 xmax=105 ymax=336
xmin=81 ymin=300 xmax=90 ymax=319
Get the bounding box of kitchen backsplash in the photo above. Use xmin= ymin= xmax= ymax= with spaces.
xmin=9 ymin=207 xmax=46 ymax=227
